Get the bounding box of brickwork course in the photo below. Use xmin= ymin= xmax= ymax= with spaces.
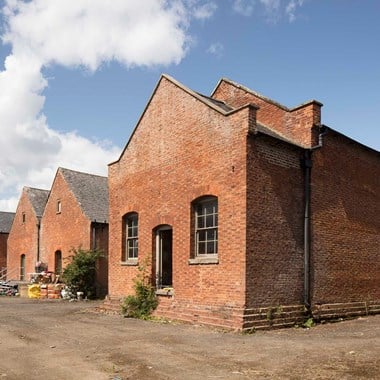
xmin=0 ymin=212 xmax=15 ymax=273
xmin=108 ymin=74 xmax=380 ymax=330
xmin=7 ymin=187 xmax=49 ymax=281
xmin=6 ymin=168 xmax=109 ymax=297
xmin=40 ymin=168 xmax=109 ymax=297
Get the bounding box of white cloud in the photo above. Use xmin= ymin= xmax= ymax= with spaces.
xmin=0 ymin=0 xmax=203 ymax=211
xmin=192 ymin=1 xmax=217 ymax=20
xmin=0 ymin=196 xmax=19 ymax=213
xmin=286 ymin=0 xmax=304 ymax=22
xmin=232 ymin=0 xmax=304 ymax=22
xmin=232 ymin=0 xmax=255 ymax=16
xmin=259 ymin=0 xmax=281 ymax=22
xmin=3 ymin=0 xmax=190 ymax=70
xmin=207 ymin=42 xmax=224 ymax=58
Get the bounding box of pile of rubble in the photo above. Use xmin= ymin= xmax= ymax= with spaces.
xmin=0 ymin=281 xmax=18 ymax=296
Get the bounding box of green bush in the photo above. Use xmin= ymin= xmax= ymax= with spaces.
xmin=121 ymin=259 xmax=158 ymax=319
xmin=62 ymin=248 xmax=102 ymax=299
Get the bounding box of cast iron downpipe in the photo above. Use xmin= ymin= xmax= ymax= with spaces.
xmin=36 ymin=217 xmax=41 ymax=263
xmin=302 ymin=150 xmax=312 ymax=312
xmin=301 ymin=125 xmax=328 ymax=313
xmin=92 ymin=221 xmax=97 ymax=251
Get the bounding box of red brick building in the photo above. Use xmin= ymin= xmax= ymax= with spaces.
xmin=108 ymin=74 xmax=379 ymax=330
xmin=0 ymin=211 xmax=15 ymax=277
xmin=7 ymin=187 xmax=49 ymax=281
xmin=40 ymin=168 xmax=109 ymax=297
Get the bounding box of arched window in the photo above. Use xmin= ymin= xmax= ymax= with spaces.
xmin=122 ymin=212 xmax=138 ymax=262
xmin=193 ymin=196 xmax=218 ymax=257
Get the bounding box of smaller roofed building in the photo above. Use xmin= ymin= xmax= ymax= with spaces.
xmin=0 ymin=211 xmax=15 ymax=275
xmin=40 ymin=168 xmax=109 ymax=297
xmin=7 ymin=187 xmax=49 ymax=281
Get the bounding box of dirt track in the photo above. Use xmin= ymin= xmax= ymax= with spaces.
xmin=0 ymin=297 xmax=379 ymax=379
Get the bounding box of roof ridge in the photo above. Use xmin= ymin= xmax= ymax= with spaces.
xmin=59 ymin=167 xmax=107 ymax=179
xmin=25 ymin=186 xmax=50 ymax=192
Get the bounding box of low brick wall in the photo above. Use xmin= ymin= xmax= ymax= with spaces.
xmin=100 ymin=296 xmax=380 ymax=331
xmin=312 ymin=301 xmax=380 ymax=321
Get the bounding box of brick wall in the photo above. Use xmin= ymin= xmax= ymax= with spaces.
xmin=246 ymin=135 xmax=305 ymax=308
xmin=311 ymin=131 xmax=380 ymax=308
xmin=0 ymin=233 xmax=8 ymax=271
xmin=40 ymin=171 xmax=91 ymax=271
xmin=106 ymin=75 xmax=379 ymax=329
xmin=212 ymin=79 xmax=321 ymax=147
xmin=7 ymin=191 xmax=40 ymax=280
xmin=109 ymin=76 xmax=252 ymax=327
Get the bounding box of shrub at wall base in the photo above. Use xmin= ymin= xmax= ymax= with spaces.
xmin=62 ymin=248 xmax=103 ymax=299
xmin=121 ymin=259 xmax=158 ymax=319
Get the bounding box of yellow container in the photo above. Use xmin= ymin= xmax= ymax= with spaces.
xmin=27 ymin=284 xmax=41 ymax=299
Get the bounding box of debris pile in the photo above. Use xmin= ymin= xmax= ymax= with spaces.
xmin=0 ymin=281 xmax=18 ymax=296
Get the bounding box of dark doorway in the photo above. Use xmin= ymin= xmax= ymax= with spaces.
xmin=155 ymin=227 xmax=173 ymax=289
xmin=55 ymin=250 xmax=62 ymax=276
xmin=20 ymin=254 xmax=25 ymax=281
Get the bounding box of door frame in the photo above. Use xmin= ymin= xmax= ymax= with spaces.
xmin=20 ymin=254 xmax=26 ymax=281
xmin=155 ymin=225 xmax=173 ymax=289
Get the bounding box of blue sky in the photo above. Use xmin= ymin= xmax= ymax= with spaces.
xmin=0 ymin=0 xmax=379 ymax=211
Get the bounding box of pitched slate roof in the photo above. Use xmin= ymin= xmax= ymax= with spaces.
xmin=59 ymin=168 xmax=108 ymax=223
xmin=0 ymin=212 xmax=15 ymax=233
xmin=25 ymin=187 xmax=50 ymax=217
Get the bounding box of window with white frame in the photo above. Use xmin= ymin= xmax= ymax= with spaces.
xmin=194 ymin=197 xmax=218 ymax=256
xmin=123 ymin=213 xmax=138 ymax=261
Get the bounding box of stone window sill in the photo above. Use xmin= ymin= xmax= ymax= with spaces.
xmin=188 ymin=255 xmax=219 ymax=265
xmin=156 ymin=288 xmax=174 ymax=297
xmin=120 ymin=259 xmax=138 ymax=266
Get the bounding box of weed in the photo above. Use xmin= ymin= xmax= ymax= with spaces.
xmin=121 ymin=258 xmax=158 ymax=319
xmin=303 ymin=317 xmax=315 ymax=328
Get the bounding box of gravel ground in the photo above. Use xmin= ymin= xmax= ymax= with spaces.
xmin=0 ymin=297 xmax=379 ymax=379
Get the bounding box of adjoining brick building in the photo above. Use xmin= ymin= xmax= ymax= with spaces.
xmin=0 ymin=211 xmax=15 ymax=276
xmin=108 ymin=74 xmax=379 ymax=330
xmin=7 ymin=187 xmax=49 ymax=281
xmin=40 ymin=168 xmax=109 ymax=297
